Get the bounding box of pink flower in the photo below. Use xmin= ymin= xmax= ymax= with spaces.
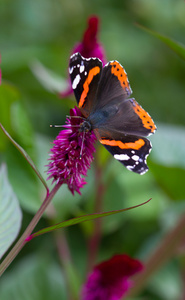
xmin=47 ymin=107 xmax=97 ymax=195
xmin=59 ymin=16 xmax=106 ymax=98
xmin=82 ymin=254 xmax=143 ymax=300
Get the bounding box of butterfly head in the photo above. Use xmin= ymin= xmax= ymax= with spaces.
xmin=80 ymin=119 xmax=92 ymax=133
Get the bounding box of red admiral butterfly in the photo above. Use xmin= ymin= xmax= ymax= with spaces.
xmin=69 ymin=52 xmax=156 ymax=175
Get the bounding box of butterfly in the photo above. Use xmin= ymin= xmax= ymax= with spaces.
xmin=69 ymin=52 xmax=156 ymax=175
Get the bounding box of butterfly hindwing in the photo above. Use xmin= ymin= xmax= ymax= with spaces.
xmin=90 ymin=97 xmax=156 ymax=137
xmin=98 ymin=133 xmax=151 ymax=175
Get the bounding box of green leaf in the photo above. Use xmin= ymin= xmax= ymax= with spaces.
xmin=0 ymin=164 xmax=22 ymax=259
xmin=30 ymin=60 xmax=68 ymax=93
xmin=116 ymin=166 xmax=163 ymax=222
xmin=5 ymin=148 xmax=41 ymax=213
xmin=0 ymin=123 xmax=48 ymax=192
xmin=137 ymin=24 xmax=185 ymax=61
xmin=11 ymin=101 xmax=35 ymax=159
xmin=102 ymin=177 xmax=127 ymax=233
xmin=148 ymin=263 xmax=183 ymax=300
xmin=0 ymin=255 xmax=67 ymax=300
xmin=27 ymin=199 xmax=151 ymax=240
xmin=150 ymin=162 xmax=185 ymax=201
xmin=0 ymin=83 xmax=20 ymax=150
xmin=151 ymin=123 xmax=185 ymax=169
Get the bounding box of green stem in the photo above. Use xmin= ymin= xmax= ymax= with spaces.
xmin=0 ymin=182 xmax=62 ymax=276
xmin=87 ymin=157 xmax=105 ymax=271
xmin=55 ymin=231 xmax=80 ymax=300
xmin=126 ymin=211 xmax=185 ymax=297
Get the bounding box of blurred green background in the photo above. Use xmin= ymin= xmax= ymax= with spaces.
xmin=0 ymin=0 xmax=185 ymax=299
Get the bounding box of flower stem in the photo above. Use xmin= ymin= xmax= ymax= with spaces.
xmin=87 ymin=159 xmax=105 ymax=271
xmin=55 ymin=231 xmax=80 ymax=300
xmin=0 ymin=182 xmax=62 ymax=276
xmin=126 ymin=211 xmax=185 ymax=297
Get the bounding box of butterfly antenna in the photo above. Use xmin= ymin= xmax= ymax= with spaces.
xmin=50 ymin=124 xmax=81 ymax=128
xmin=50 ymin=116 xmax=85 ymax=128
xmin=66 ymin=115 xmax=85 ymax=120
xmin=80 ymin=130 xmax=85 ymax=159
xmin=50 ymin=125 xmax=63 ymax=128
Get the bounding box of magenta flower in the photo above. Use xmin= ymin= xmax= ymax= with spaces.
xmin=47 ymin=107 xmax=97 ymax=195
xmin=82 ymin=254 xmax=143 ymax=300
xmin=59 ymin=15 xmax=106 ymax=98
xmin=72 ymin=16 xmax=106 ymax=65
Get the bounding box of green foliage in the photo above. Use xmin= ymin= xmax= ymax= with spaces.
xmin=0 ymin=164 xmax=22 ymax=258
xmin=29 ymin=199 xmax=150 ymax=239
xmin=1 ymin=0 xmax=185 ymax=299
xmin=0 ymin=83 xmax=20 ymax=149
xmin=138 ymin=24 xmax=185 ymax=61
xmin=30 ymin=60 xmax=68 ymax=93
xmin=0 ymin=255 xmax=67 ymax=300
xmin=148 ymin=263 xmax=183 ymax=300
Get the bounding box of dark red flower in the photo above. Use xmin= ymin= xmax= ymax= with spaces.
xmin=59 ymin=16 xmax=106 ymax=98
xmin=47 ymin=107 xmax=97 ymax=195
xmin=82 ymin=254 xmax=143 ymax=300
xmin=72 ymin=16 xmax=106 ymax=65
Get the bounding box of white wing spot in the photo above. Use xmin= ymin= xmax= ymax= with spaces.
xmin=132 ymin=155 xmax=140 ymax=161
xmin=80 ymin=65 xmax=85 ymax=73
xmin=72 ymin=74 xmax=81 ymax=89
xmin=114 ymin=154 xmax=130 ymax=161
xmin=126 ymin=165 xmax=134 ymax=171
xmin=140 ymin=169 xmax=148 ymax=175
xmin=69 ymin=66 xmax=74 ymax=74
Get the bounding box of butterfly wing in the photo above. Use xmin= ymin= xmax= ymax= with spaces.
xmin=94 ymin=128 xmax=151 ymax=174
xmin=91 ymin=61 xmax=156 ymax=174
xmin=69 ymin=53 xmax=156 ymax=174
xmin=91 ymin=60 xmax=132 ymax=110
xmin=90 ymin=60 xmax=156 ymax=137
xmin=69 ymin=52 xmax=102 ymax=118
xmin=90 ymin=97 xmax=156 ymax=137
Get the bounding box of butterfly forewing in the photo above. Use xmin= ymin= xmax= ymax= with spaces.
xmin=69 ymin=53 xmax=102 ymax=118
xmin=91 ymin=60 xmax=132 ymax=112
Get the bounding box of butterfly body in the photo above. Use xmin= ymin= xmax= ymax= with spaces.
xmin=69 ymin=52 xmax=156 ymax=175
xmin=88 ymin=105 xmax=118 ymax=129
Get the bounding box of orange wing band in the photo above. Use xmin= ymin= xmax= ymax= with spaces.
xmin=132 ymin=100 xmax=156 ymax=133
xmin=110 ymin=61 xmax=131 ymax=94
xmin=100 ymin=138 xmax=145 ymax=150
xmin=79 ymin=66 xmax=101 ymax=108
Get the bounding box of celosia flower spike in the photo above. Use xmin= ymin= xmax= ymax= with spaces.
xmin=82 ymin=254 xmax=143 ymax=300
xmin=73 ymin=15 xmax=106 ymax=65
xmin=47 ymin=107 xmax=97 ymax=195
xmin=59 ymin=15 xmax=106 ymax=98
